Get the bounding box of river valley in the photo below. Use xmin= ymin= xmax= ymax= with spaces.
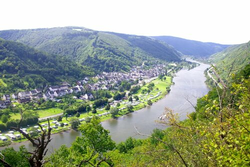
xmin=3 ymin=60 xmax=210 ymax=155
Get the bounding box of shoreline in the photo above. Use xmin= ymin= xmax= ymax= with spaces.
xmin=1 ymin=76 xmax=172 ymax=148
xmin=1 ymin=59 xmax=208 ymax=150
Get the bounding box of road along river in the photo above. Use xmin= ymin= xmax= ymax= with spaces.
xmin=2 ymin=60 xmax=210 ymax=154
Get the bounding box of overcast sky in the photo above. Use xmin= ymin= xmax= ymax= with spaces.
xmin=1 ymin=0 xmax=249 ymax=44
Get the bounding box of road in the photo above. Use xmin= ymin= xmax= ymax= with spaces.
xmin=39 ymin=113 xmax=64 ymax=121
xmin=207 ymin=67 xmax=222 ymax=89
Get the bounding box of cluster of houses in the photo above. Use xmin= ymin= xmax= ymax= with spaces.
xmin=84 ymin=64 xmax=167 ymax=91
xmin=0 ymin=64 xmax=168 ymax=109
xmin=0 ymin=94 xmax=11 ymax=109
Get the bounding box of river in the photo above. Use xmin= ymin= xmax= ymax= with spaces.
xmin=2 ymin=60 xmax=210 ymax=154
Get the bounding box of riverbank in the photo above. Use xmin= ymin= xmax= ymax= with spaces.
xmin=0 ymin=75 xmax=173 ymax=148
xmin=1 ymin=60 xmax=210 ymax=152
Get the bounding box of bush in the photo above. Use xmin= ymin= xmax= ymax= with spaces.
xmin=0 ymin=123 xmax=7 ymax=132
xmin=57 ymin=116 xmax=62 ymax=122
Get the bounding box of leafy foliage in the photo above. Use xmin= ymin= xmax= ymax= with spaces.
xmin=45 ymin=116 xmax=115 ymax=166
xmin=0 ymin=146 xmax=29 ymax=167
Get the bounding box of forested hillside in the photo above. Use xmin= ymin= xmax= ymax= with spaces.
xmin=153 ymin=36 xmax=230 ymax=57
xmin=0 ymin=38 xmax=89 ymax=93
xmin=0 ymin=39 xmax=249 ymax=166
xmin=0 ymin=27 xmax=181 ymax=72
xmin=209 ymin=41 xmax=250 ymax=80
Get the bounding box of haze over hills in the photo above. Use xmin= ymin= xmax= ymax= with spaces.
xmin=0 ymin=27 xmax=181 ymax=73
xmin=152 ymin=36 xmax=231 ymax=57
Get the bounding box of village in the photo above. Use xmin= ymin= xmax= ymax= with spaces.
xmin=0 ymin=63 xmax=173 ymax=109
xmin=0 ymin=63 xmax=179 ymax=143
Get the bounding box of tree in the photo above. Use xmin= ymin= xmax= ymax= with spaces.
xmin=147 ymin=83 xmax=155 ymax=91
xmin=1 ymin=115 xmax=8 ymax=123
xmin=92 ymin=108 xmax=97 ymax=114
xmin=129 ymin=96 xmax=133 ymax=102
xmin=60 ymin=123 xmax=64 ymax=127
xmin=0 ymin=118 xmax=52 ymax=167
xmin=147 ymin=100 xmax=152 ymax=106
xmin=47 ymin=117 xmax=115 ymax=166
xmin=64 ymin=113 xmax=68 ymax=121
xmin=77 ymin=116 xmax=116 ymax=153
xmin=129 ymin=85 xmax=140 ymax=94
xmin=0 ymin=146 xmax=29 ymax=167
xmin=50 ymin=116 xmax=116 ymax=166
xmin=85 ymin=117 xmax=91 ymax=123
xmin=142 ymin=89 xmax=148 ymax=94
xmin=75 ymin=112 xmax=80 ymax=118
xmin=150 ymin=129 xmax=165 ymax=145
xmin=105 ymin=104 xmax=110 ymax=110
xmin=0 ymin=123 xmax=7 ymax=132
xmin=86 ymin=105 xmax=91 ymax=113
xmin=113 ymin=92 xmax=125 ymax=100
xmin=158 ymin=74 xmax=164 ymax=80
xmin=70 ymin=118 xmax=80 ymax=130
xmin=134 ymin=95 xmax=139 ymax=101
xmin=127 ymin=105 xmax=134 ymax=113
xmin=57 ymin=116 xmax=62 ymax=122
xmin=110 ymin=107 xmax=119 ymax=118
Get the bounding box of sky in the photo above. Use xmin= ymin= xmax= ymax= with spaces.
xmin=0 ymin=0 xmax=249 ymax=44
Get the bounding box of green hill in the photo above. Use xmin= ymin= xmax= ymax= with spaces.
xmin=0 ymin=38 xmax=89 ymax=94
xmin=152 ymin=36 xmax=230 ymax=57
xmin=0 ymin=27 xmax=181 ymax=73
xmin=209 ymin=41 xmax=250 ymax=79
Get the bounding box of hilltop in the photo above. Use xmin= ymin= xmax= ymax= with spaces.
xmin=0 ymin=27 xmax=181 ymax=73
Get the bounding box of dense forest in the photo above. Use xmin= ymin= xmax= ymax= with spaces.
xmin=0 ymin=27 xmax=181 ymax=73
xmin=0 ymin=38 xmax=89 ymax=94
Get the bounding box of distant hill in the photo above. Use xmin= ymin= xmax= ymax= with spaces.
xmin=0 ymin=38 xmax=88 ymax=93
xmin=0 ymin=27 xmax=181 ymax=73
xmin=152 ymin=36 xmax=230 ymax=57
xmin=209 ymin=41 xmax=250 ymax=79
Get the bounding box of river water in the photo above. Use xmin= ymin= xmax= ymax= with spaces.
xmin=2 ymin=60 xmax=210 ymax=154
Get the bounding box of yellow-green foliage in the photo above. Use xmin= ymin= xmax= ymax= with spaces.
xmin=0 ymin=79 xmax=7 ymax=87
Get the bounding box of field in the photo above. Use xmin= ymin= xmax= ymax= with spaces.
xmin=10 ymin=108 xmax=63 ymax=120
